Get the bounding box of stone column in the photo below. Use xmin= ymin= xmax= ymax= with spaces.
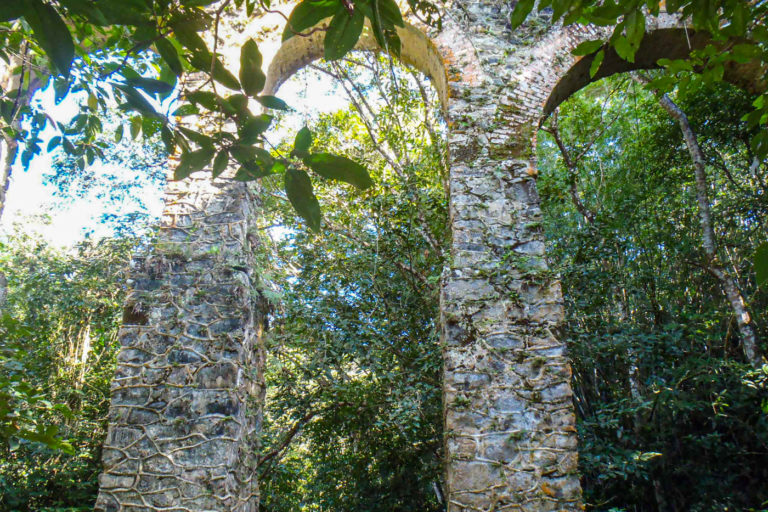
xmin=440 ymin=81 xmax=582 ymax=510
xmin=94 ymin=170 xmax=265 ymax=511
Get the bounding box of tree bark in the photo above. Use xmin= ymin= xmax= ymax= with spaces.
xmin=636 ymin=75 xmax=764 ymax=367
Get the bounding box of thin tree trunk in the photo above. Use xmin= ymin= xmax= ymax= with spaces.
xmin=636 ymin=75 xmax=764 ymax=367
xmin=0 ymin=44 xmax=44 ymax=310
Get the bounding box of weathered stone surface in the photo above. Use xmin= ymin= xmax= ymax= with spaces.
xmin=94 ymin=171 xmax=266 ymax=512
xmin=94 ymin=1 xmax=741 ymax=510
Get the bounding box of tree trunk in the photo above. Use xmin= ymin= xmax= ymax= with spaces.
xmin=0 ymin=44 xmax=44 ymax=310
xmin=637 ymin=75 xmax=764 ymax=367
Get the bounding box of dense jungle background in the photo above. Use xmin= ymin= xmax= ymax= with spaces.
xmin=0 ymin=54 xmax=767 ymax=511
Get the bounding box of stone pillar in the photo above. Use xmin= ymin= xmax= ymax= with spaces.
xmin=440 ymin=82 xmax=582 ymax=511
xmin=94 ymin=171 xmax=265 ymax=511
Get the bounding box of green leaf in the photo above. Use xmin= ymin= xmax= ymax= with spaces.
xmin=59 ymin=0 xmax=110 ymax=25
xmin=155 ymin=38 xmax=184 ymax=76
xmin=1 ymin=0 xmax=25 ymax=22
xmin=368 ymin=8 xmax=401 ymax=57
xmin=751 ymin=130 xmax=768 ymax=161
xmin=612 ymin=35 xmax=635 ymax=63
xmin=285 ymin=167 xmax=322 ymax=231
xmin=175 ymin=147 xmax=216 ymax=180
xmin=53 ymin=78 xmax=70 ymax=104
xmin=130 ymin=117 xmax=142 ymax=139
xmin=324 ymin=6 xmax=365 ymax=60
xmin=374 ymin=0 xmax=404 ymax=27
xmin=113 ymin=83 xmax=160 ymax=117
xmin=293 ymin=126 xmax=313 ymax=156
xmin=173 ymin=23 xmax=209 ymax=54
xmin=624 ymin=10 xmax=645 ymax=49
xmin=24 ymin=0 xmax=75 ymax=76
xmin=178 ymin=126 xmax=215 ymax=147
xmin=572 ymin=39 xmax=603 ymax=56
xmin=227 ymin=94 xmax=250 ymax=114
xmin=509 ymin=0 xmax=535 ymax=30
xmin=240 ymin=39 xmax=266 ymax=97
xmin=47 ymin=136 xmax=61 ymax=152
xmin=239 ymin=114 xmax=273 ymax=143
xmin=161 ymin=125 xmax=175 ymax=152
xmin=234 ymin=166 xmax=264 ymax=180
xmin=304 ymin=152 xmax=374 ymax=190
xmin=551 ymin=0 xmax=570 ymax=23
xmin=230 ymin=144 xmax=259 ymax=166
xmin=172 ymin=104 xmax=200 ymax=117
xmin=212 ymin=149 xmax=229 ymax=178
xmin=256 ymin=95 xmax=289 ymax=110
xmin=755 ymin=242 xmax=768 ymax=287
xmin=125 ymin=77 xmax=175 ymax=96
xmin=589 ymin=49 xmax=605 ymax=78
xmin=282 ymin=0 xmax=340 ymax=41
xmin=190 ymin=53 xmax=241 ymax=91
xmin=186 ymin=90 xmax=219 ymax=111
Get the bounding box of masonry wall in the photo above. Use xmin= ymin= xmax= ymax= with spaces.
xmin=432 ymin=4 xmax=583 ymax=510
xmin=94 ymin=172 xmax=265 ymax=511
xmin=93 ymin=2 xmax=712 ymax=510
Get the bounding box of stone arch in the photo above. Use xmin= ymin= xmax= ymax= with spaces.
xmin=94 ymin=5 xmax=768 ymax=512
xmin=544 ymin=27 xmax=767 ymax=118
xmin=489 ymin=14 xmax=768 ymax=129
xmin=263 ymin=21 xmax=451 ymax=110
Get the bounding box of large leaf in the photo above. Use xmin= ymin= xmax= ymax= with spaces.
xmin=58 ymin=0 xmax=110 ymax=25
xmin=572 ymin=39 xmax=603 ymax=56
xmin=175 ymin=147 xmax=216 ymax=180
xmin=282 ymin=0 xmax=341 ymax=41
xmin=366 ymin=0 xmax=401 ymax=57
xmin=24 ymin=0 xmax=75 ymax=76
xmin=212 ymin=149 xmax=229 ymax=178
xmin=113 ymin=83 xmax=160 ymax=117
xmin=509 ymin=0 xmax=535 ymax=30
xmin=373 ymin=0 xmax=404 ymax=27
xmin=186 ymin=90 xmax=219 ymax=111
xmin=172 ymin=23 xmax=209 ymax=54
xmin=125 ymin=76 xmax=175 ymax=96
xmin=304 ymin=152 xmax=373 ymax=190
xmin=324 ymin=7 xmax=365 ymax=60
xmin=239 ymin=114 xmax=273 ymax=143
xmin=293 ymin=126 xmax=312 ymax=156
xmin=285 ymin=167 xmax=322 ymax=231
xmin=190 ymin=53 xmax=241 ymax=90
xmin=256 ymin=95 xmax=289 ymax=110
xmin=1 ymin=0 xmax=25 ymax=22
xmin=155 ymin=38 xmax=184 ymax=76
xmin=240 ymin=39 xmax=266 ymax=97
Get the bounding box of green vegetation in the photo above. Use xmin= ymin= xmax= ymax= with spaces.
xmin=0 ymin=47 xmax=767 ymax=512
xmin=0 ymin=230 xmax=136 ymax=510
xmin=538 ymin=75 xmax=768 ymax=510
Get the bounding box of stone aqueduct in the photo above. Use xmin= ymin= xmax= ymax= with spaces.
xmin=93 ymin=2 xmax=764 ymax=511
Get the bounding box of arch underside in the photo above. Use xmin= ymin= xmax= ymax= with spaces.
xmin=263 ymin=21 xmax=449 ymax=110
xmin=545 ymin=27 xmax=767 ymax=118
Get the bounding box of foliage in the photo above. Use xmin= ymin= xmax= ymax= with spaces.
xmin=256 ymin=54 xmax=448 ymax=511
xmin=0 ymin=229 xmax=138 ymax=511
xmin=538 ymin=75 xmax=768 ymax=510
xmin=0 ymin=0 xmax=439 ymax=226
xmin=511 ymin=0 xmax=768 ymax=163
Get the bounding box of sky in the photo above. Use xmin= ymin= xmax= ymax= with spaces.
xmin=0 ymin=66 xmax=345 ymax=248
